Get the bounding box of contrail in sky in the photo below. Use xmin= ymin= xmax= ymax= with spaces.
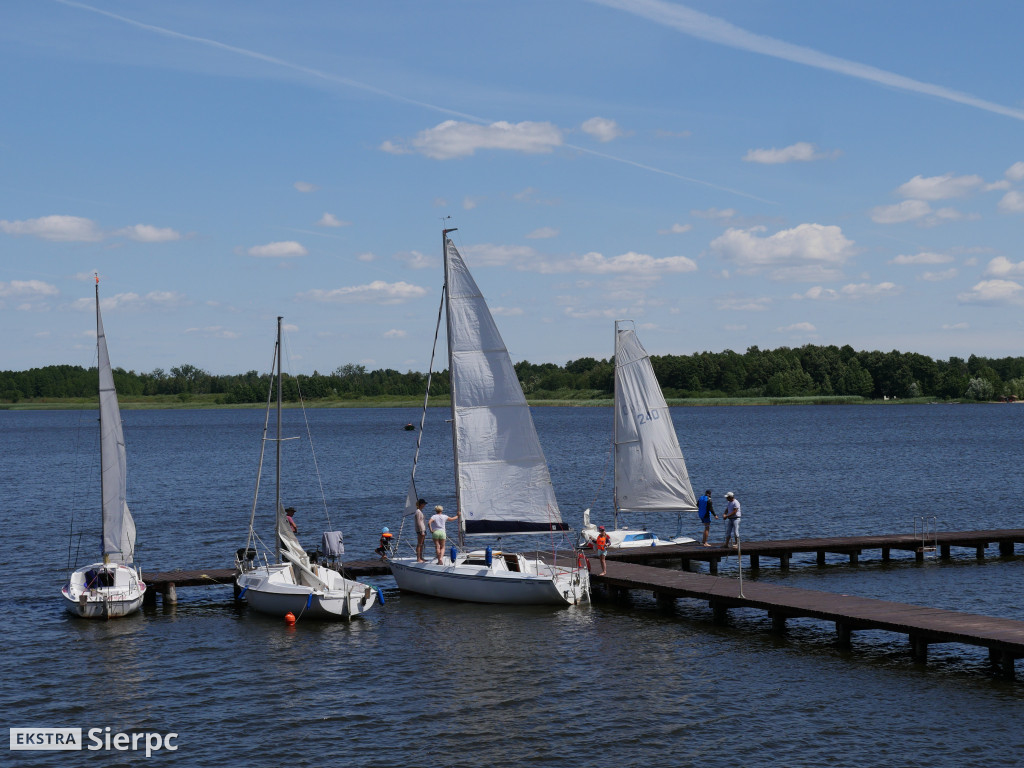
xmin=54 ymin=0 xmax=770 ymax=202
xmin=589 ymin=0 xmax=1024 ymax=122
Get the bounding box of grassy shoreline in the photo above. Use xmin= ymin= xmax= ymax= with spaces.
xmin=0 ymin=394 xmax=960 ymax=411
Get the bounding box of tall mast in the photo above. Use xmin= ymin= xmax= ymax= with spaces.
xmin=275 ymin=316 xmax=283 ymax=564
xmin=96 ymin=274 xmax=108 ymax=562
xmin=612 ymin=319 xmax=620 ymax=530
xmin=442 ymin=227 xmax=462 ymax=548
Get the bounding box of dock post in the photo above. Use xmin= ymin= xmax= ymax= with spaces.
xmin=909 ymin=635 xmax=928 ymax=662
xmin=709 ymin=558 xmax=719 ymax=575
xmin=749 ymin=555 xmax=760 ymax=571
xmin=771 ymin=613 xmax=787 ymax=633
xmin=976 ymin=544 xmax=986 ymax=560
xmin=680 ymin=557 xmax=691 ymax=572
xmin=999 ymin=541 xmax=1014 ymax=557
xmin=849 ymin=551 xmax=859 ymax=566
xmin=143 ymin=587 xmax=157 ymax=607
xmin=940 ymin=544 xmax=951 ymax=559
xmin=836 ymin=621 xmax=852 ymax=648
xmin=779 ymin=552 xmax=790 ymax=571
xmin=711 ymin=603 xmax=728 ymax=624
xmin=881 ymin=547 xmax=890 ymax=562
xmin=163 ymin=582 xmax=177 ymax=606
xmin=816 ymin=551 xmax=826 ymax=567
xmin=915 ymin=548 xmax=925 ymax=564
xmin=1002 ymin=654 xmax=1017 ymax=680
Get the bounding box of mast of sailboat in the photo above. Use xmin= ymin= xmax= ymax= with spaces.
xmin=612 ymin=319 xmax=621 ymax=530
xmin=442 ymin=227 xmax=463 ymax=549
xmin=95 ymin=273 xmax=109 ymax=564
xmin=274 ymin=315 xmax=283 ymax=564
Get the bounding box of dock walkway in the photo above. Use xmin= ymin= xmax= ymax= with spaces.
xmin=594 ymin=559 xmax=1024 ymax=677
xmin=606 ymin=528 xmax=1024 ymax=573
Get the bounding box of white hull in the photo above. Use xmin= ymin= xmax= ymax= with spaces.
xmin=390 ymin=552 xmax=589 ymax=605
xmin=579 ymin=524 xmax=696 ymax=550
xmin=236 ymin=563 xmax=378 ymax=620
xmin=62 ymin=563 xmax=145 ymax=619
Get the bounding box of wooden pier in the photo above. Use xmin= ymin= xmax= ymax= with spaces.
xmin=592 ymin=559 xmax=1024 ymax=678
xmin=605 ymin=528 xmax=1024 ymax=574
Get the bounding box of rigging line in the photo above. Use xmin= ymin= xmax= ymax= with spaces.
xmin=66 ymin=344 xmax=100 ymax=575
xmin=246 ymin=337 xmax=280 ymax=553
xmin=406 ymin=273 xmax=447 ymax=508
xmin=282 ymin=332 xmax=333 ymax=530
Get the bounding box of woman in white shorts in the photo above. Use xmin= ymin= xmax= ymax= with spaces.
xmin=428 ymin=505 xmax=459 ymax=565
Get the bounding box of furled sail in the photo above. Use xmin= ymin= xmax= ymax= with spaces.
xmin=96 ymin=284 xmax=136 ymax=563
xmin=445 ymin=239 xmax=566 ymax=536
xmin=613 ymin=323 xmax=697 ymax=516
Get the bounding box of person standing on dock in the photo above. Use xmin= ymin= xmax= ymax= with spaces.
xmin=596 ymin=525 xmax=611 ymax=576
xmin=722 ymin=492 xmax=741 ymax=548
xmin=413 ymin=498 xmax=428 ymax=562
xmin=698 ymin=489 xmax=717 ymax=547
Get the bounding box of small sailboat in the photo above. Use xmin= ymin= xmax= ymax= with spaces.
xmin=62 ymin=275 xmax=147 ymax=618
xmin=234 ymin=317 xmax=379 ymax=620
xmin=388 ymin=229 xmax=589 ymax=605
xmin=579 ymin=320 xmax=698 ymax=550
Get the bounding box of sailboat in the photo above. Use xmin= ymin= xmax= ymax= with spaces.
xmin=579 ymin=320 xmax=697 ymax=550
xmin=62 ymin=276 xmax=147 ymax=618
xmin=234 ymin=317 xmax=379 ymax=620
xmin=388 ymin=229 xmax=589 ymax=605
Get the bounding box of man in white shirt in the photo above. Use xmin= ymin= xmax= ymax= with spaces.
xmin=722 ymin=492 xmax=741 ymax=548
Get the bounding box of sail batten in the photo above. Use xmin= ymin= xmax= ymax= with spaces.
xmin=613 ymin=324 xmax=697 ymax=517
xmin=445 ymin=239 xmax=565 ymax=535
xmin=96 ymin=283 xmax=136 ymax=564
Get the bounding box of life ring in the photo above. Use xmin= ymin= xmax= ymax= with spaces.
xmin=577 ymin=551 xmax=591 ymax=573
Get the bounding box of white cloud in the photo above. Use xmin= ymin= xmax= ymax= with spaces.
xmin=298 ymin=281 xmax=428 ymax=304
xmin=896 ymin=173 xmax=984 ymax=200
xmin=792 ymin=286 xmax=839 ymax=301
xmin=870 ymin=199 xmax=931 ymax=223
xmin=0 ymin=215 xmax=104 ymax=242
xmin=462 ymin=196 xmax=479 ymax=210
xmin=777 ymin=321 xmax=816 ymax=332
xmin=716 ymin=296 xmax=772 ymax=311
xmin=379 ymin=140 xmax=412 ymax=156
xmin=998 ymin=190 xmax=1024 ymax=213
xmin=658 ymin=223 xmax=692 ymax=234
xmin=920 ymin=269 xmax=957 ymax=281
xmin=293 ymin=181 xmax=318 ymax=193
xmin=394 ymin=250 xmax=432 ymax=269
xmin=958 ymin=279 xmax=1024 ymax=306
xmin=0 ymin=279 xmax=58 ymax=298
xmin=942 ymin=322 xmax=969 ymax=330
xmin=357 ymin=252 xmax=376 ymax=262
xmin=461 ymin=243 xmax=696 ymax=276
xmin=491 ymin=306 xmax=525 ymax=317
xmin=984 ymin=256 xmax=1024 ymax=277
xmin=185 ymin=326 xmax=241 ymax=339
xmin=743 ymin=141 xmax=826 ymax=164
xmin=72 ymin=290 xmax=186 ymax=311
xmin=563 ymin=306 xmax=627 ymax=320
xmin=526 ymin=227 xmax=559 ymax=239
xmin=723 ymin=323 xmax=746 ymax=331
xmin=709 ymin=223 xmax=854 ymax=281
xmin=581 ymin=117 xmax=624 ymax=142
xmin=383 ymin=329 xmax=407 ymax=338
xmin=1006 ymin=162 xmax=1024 ymax=182
xmin=890 ymin=251 xmax=953 ymax=265
xmin=691 ymin=207 xmax=736 ymax=219
xmin=317 ymin=213 xmax=350 ymax=228
xmin=396 ymin=120 xmax=563 ymax=159
xmin=248 ymin=241 xmax=307 ymax=258
xmin=116 ymin=224 xmax=181 ymax=242
xmin=839 ymin=282 xmax=902 ymax=300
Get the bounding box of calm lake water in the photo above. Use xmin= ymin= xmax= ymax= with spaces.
xmin=2 ymin=403 xmax=1023 ymax=767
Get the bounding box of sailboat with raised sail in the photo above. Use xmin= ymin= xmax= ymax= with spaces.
xmin=579 ymin=320 xmax=697 ymax=549
xmin=388 ymin=229 xmax=589 ymax=605
xmin=62 ymin=275 xmax=146 ymax=618
xmin=234 ymin=317 xmax=379 ymax=620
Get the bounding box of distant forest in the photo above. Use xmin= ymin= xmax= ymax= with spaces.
xmin=3 ymin=345 xmax=1024 ymax=404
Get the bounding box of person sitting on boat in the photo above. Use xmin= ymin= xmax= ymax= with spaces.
xmin=285 ymin=507 xmax=298 ymax=533
xmin=428 ymin=505 xmax=459 ymax=565
xmin=698 ymin=489 xmax=718 ymax=547
xmin=595 ymin=525 xmax=611 ymax=576
xmin=375 ymin=527 xmax=394 ymax=561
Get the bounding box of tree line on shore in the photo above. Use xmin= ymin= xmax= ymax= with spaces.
xmin=3 ymin=345 xmax=1024 ymax=404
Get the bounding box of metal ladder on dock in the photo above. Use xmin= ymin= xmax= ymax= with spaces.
xmin=914 ymin=516 xmax=938 ymax=556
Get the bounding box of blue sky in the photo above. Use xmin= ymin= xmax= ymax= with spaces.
xmin=2 ymin=0 xmax=1023 ymax=376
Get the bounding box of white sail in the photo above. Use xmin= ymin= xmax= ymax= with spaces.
xmin=445 ymin=239 xmax=566 ymax=536
xmin=96 ymin=284 xmax=136 ymax=564
xmin=613 ymin=323 xmax=697 ymax=516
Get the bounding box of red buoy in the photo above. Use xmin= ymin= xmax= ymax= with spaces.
xmin=284 ymin=612 xmax=296 ymax=625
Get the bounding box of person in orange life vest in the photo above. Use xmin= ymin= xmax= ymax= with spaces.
xmin=595 ymin=525 xmax=611 ymax=576
xmin=374 ymin=527 xmax=394 ymax=560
